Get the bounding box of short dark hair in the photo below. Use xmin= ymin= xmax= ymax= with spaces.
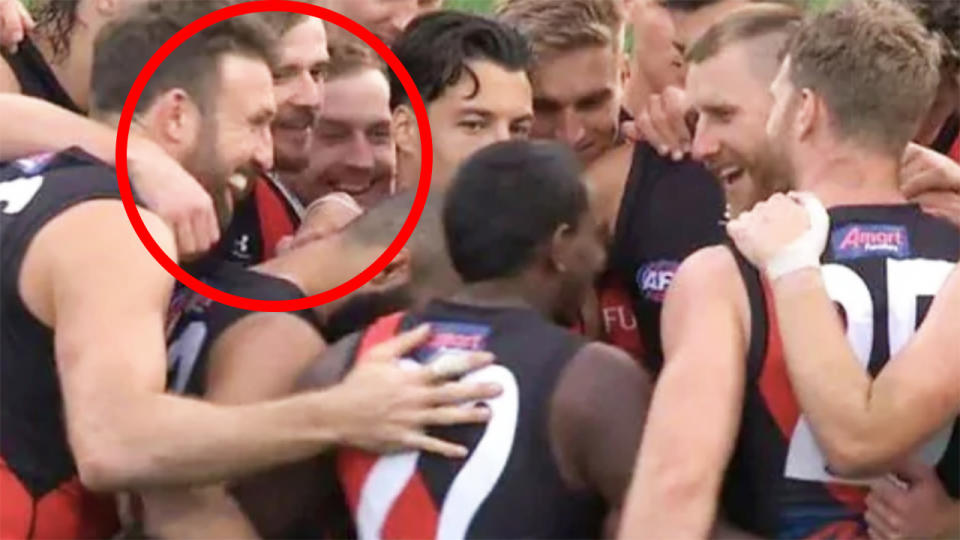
xmin=443 ymin=140 xmax=588 ymax=283
xmin=91 ymin=1 xmax=278 ymax=115
xmin=389 ymin=10 xmax=532 ymax=109
xmin=686 ymin=4 xmax=802 ymax=65
xmin=785 ymin=0 xmax=941 ymax=154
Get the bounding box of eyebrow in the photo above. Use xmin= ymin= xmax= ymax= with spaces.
xmin=457 ymin=108 xmax=494 ymax=119
xmin=576 ymin=88 xmax=613 ymax=106
xmin=701 ymin=103 xmax=738 ymax=116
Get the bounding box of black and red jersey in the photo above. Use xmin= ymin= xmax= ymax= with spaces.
xmin=217 ymin=175 xmax=302 ymax=265
xmin=0 ymin=148 xmax=130 ymax=538
xmin=1 ymin=37 xmax=82 ymax=114
xmin=337 ymin=300 xmax=606 ymax=539
xmin=725 ymin=204 xmax=959 ymax=538
xmin=609 ymin=142 xmax=726 ymax=376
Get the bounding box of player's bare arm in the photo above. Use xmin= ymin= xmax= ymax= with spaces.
xmin=0 ymin=55 xmax=19 ymax=92
xmin=729 ymin=194 xmax=960 ymax=475
xmin=204 ymin=312 xmax=326 ymax=404
xmin=28 ymin=199 xmax=484 ymax=490
xmin=136 ymin=312 xmax=327 ymax=540
xmin=550 ymin=342 xmax=653 ymax=537
xmin=0 ymin=94 xmax=219 ymax=257
xmin=618 ymin=246 xmax=749 ymax=538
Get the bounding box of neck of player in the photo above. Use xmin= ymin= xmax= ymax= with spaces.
xmin=447 ymin=276 xmax=552 ymax=318
xmin=797 ymin=142 xmax=905 ymax=208
xmin=35 ymin=25 xmax=95 ymax=112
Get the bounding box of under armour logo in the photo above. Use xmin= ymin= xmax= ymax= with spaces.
xmin=234 ymin=234 xmax=250 ymax=254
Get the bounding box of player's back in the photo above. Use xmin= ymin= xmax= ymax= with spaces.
xmin=726 ymin=203 xmax=960 ymax=538
xmin=337 ymin=299 xmax=606 ymax=539
xmin=0 ymin=149 xmax=125 ymax=538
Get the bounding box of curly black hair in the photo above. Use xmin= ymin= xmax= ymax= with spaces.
xmin=30 ymin=0 xmax=81 ymax=61
xmin=908 ymin=0 xmax=960 ymax=74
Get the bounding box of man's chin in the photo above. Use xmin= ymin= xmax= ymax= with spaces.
xmin=274 ymin=152 xmax=311 ymax=174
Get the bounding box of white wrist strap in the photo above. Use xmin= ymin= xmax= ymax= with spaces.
xmin=764 ymin=192 xmax=830 ymax=280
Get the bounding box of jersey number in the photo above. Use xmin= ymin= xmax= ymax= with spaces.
xmin=354 ymin=356 xmax=520 ymax=540
xmin=166 ymin=321 xmax=208 ymax=394
xmin=784 ymin=258 xmax=956 ymax=484
xmin=0 ymin=175 xmax=43 ymax=215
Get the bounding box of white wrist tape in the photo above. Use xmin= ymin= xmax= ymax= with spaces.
xmin=764 ymin=192 xmax=830 ymax=280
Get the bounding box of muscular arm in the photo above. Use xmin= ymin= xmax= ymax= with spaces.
xmin=33 ymin=201 xmax=347 ymax=490
xmin=770 ymin=266 xmax=960 ymax=476
xmin=0 ymin=56 xmax=20 ymax=93
xmin=138 ymin=313 xmax=328 ymax=539
xmin=205 ymin=312 xmax=326 ymax=403
xmin=551 ymin=342 xmax=653 ymax=537
xmin=617 ymin=246 xmax=748 ymax=538
xmin=0 ymin=94 xmax=120 ymax=161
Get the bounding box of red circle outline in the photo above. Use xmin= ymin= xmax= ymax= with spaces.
xmin=116 ymin=0 xmax=433 ymax=312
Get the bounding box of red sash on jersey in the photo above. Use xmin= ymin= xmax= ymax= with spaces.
xmin=336 ymin=313 xmax=441 ymax=540
xmin=254 ymin=177 xmax=298 ymax=260
xmin=573 ymin=274 xmax=645 ymax=362
xmin=757 ymin=278 xmax=867 ymax=538
xmin=0 ymin=457 xmax=118 ymax=539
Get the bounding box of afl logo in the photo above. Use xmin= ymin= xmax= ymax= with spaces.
xmin=636 ymin=260 xmax=678 ymax=303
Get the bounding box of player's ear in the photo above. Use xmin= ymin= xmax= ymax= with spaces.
xmin=143 ymin=89 xmax=201 ymax=160
xmin=371 ymin=247 xmax=412 ymax=289
xmin=548 ymin=223 xmax=575 ymax=274
xmin=797 ymin=88 xmax=818 ymax=140
xmin=393 ymin=105 xmax=419 ymax=158
xmin=95 ymin=0 xmax=121 ymax=16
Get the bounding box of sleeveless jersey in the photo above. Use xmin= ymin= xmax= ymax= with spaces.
xmin=610 ymin=142 xmax=726 ymax=376
xmin=337 ymin=301 xmax=606 ymax=539
xmin=165 ymin=261 xmax=318 ymax=396
xmin=0 ymin=148 xmax=134 ymax=538
xmin=218 ymin=175 xmax=302 ymax=265
xmin=1 ymin=37 xmax=82 ymax=113
xmin=575 ymin=271 xmax=644 ymax=361
xmin=725 ymin=204 xmax=960 ymax=539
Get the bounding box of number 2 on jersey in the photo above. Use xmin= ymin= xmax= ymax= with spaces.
xmin=354 ymin=356 xmax=520 ymax=540
xmin=0 ymin=175 xmax=44 ymax=215
xmin=784 ymin=258 xmax=955 ymax=484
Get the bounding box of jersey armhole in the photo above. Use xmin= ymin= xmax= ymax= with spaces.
xmin=725 ymin=241 xmax=768 ymax=382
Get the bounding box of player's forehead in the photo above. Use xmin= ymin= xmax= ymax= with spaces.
xmin=276 ymin=18 xmax=329 ymax=69
xmin=432 ymin=60 xmax=533 ymax=119
xmin=531 ymin=46 xmax=620 ymax=104
xmin=216 ymin=54 xmax=276 ymax=115
xmin=688 ymin=44 xmax=759 ymax=105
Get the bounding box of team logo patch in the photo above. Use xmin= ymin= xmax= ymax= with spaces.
xmin=831 ymin=224 xmax=910 ymax=260
xmin=413 ymin=321 xmax=491 ymax=363
xmin=636 ymin=260 xmax=679 ymax=303
xmin=13 ymin=152 xmax=56 ymax=175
